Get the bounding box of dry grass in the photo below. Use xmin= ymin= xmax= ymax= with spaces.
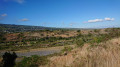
xmin=40 ymin=37 xmax=120 ymax=67
xmin=25 ymin=30 xmax=78 ymax=38
xmin=4 ymin=29 xmax=108 ymax=42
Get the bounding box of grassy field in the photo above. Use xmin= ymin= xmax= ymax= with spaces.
xmin=0 ymin=28 xmax=120 ymax=67
xmin=0 ymin=28 xmax=114 ymax=51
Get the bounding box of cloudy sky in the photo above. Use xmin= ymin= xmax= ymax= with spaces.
xmin=0 ymin=0 xmax=120 ymax=28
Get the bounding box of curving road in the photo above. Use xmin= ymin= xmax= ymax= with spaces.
xmin=0 ymin=46 xmax=64 ymax=57
xmin=16 ymin=49 xmax=61 ymax=57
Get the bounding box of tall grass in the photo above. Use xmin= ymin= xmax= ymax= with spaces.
xmin=46 ymin=38 xmax=120 ymax=67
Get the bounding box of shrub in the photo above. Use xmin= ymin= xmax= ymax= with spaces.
xmin=76 ymin=39 xmax=84 ymax=47
xmin=2 ymin=52 xmax=17 ymax=67
xmin=62 ymin=46 xmax=73 ymax=52
xmin=88 ymin=33 xmax=92 ymax=37
xmin=40 ymin=34 xmax=44 ymax=36
xmin=16 ymin=55 xmax=49 ymax=67
xmin=77 ymin=30 xmax=81 ymax=32
xmin=94 ymin=29 xmax=100 ymax=33
xmin=0 ymin=32 xmax=6 ymax=43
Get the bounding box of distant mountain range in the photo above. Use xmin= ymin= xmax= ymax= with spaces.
xmin=0 ymin=24 xmax=102 ymax=33
xmin=0 ymin=24 xmax=80 ymax=33
xmin=0 ymin=24 xmax=61 ymax=33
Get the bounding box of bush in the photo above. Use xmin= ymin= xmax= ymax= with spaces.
xmin=92 ymin=37 xmax=103 ymax=43
xmin=16 ymin=55 xmax=49 ymax=67
xmin=88 ymin=33 xmax=92 ymax=37
xmin=0 ymin=32 xmax=6 ymax=43
xmin=76 ymin=39 xmax=84 ymax=47
xmin=94 ymin=29 xmax=100 ymax=33
xmin=62 ymin=46 xmax=73 ymax=52
xmin=40 ymin=34 xmax=44 ymax=36
xmin=77 ymin=30 xmax=81 ymax=32
xmin=2 ymin=52 xmax=17 ymax=67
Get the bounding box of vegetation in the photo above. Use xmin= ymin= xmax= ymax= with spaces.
xmin=16 ymin=55 xmax=49 ymax=67
xmin=62 ymin=46 xmax=73 ymax=52
xmin=1 ymin=52 xmax=17 ymax=67
xmin=0 ymin=32 xmax=6 ymax=43
xmin=0 ymin=27 xmax=120 ymax=51
xmin=76 ymin=38 xmax=84 ymax=47
xmin=1 ymin=24 xmax=120 ymax=67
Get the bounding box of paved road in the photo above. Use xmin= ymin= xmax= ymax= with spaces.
xmin=16 ymin=49 xmax=61 ymax=57
xmin=0 ymin=47 xmax=63 ymax=57
xmin=0 ymin=49 xmax=61 ymax=62
xmin=0 ymin=49 xmax=61 ymax=57
xmin=0 ymin=45 xmax=74 ymax=57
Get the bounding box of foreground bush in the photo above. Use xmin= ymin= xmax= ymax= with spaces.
xmin=16 ymin=55 xmax=49 ymax=67
xmin=2 ymin=52 xmax=17 ymax=67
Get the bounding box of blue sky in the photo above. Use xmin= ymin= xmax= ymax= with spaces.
xmin=0 ymin=0 xmax=120 ymax=28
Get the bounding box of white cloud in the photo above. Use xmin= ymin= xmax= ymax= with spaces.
xmin=20 ymin=18 xmax=29 ymax=21
xmin=1 ymin=14 xmax=7 ymax=17
xmin=0 ymin=13 xmax=7 ymax=20
xmin=87 ymin=19 xmax=103 ymax=23
xmin=70 ymin=23 xmax=73 ymax=26
xmin=105 ymin=18 xmax=114 ymax=21
xmin=85 ymin=17 xmax=115 ymax=23
xmin=69 ymin=22 xmax=77 ymax=26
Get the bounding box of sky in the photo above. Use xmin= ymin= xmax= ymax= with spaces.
xmin=0 ymin=0 xmax=120 ymax=28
